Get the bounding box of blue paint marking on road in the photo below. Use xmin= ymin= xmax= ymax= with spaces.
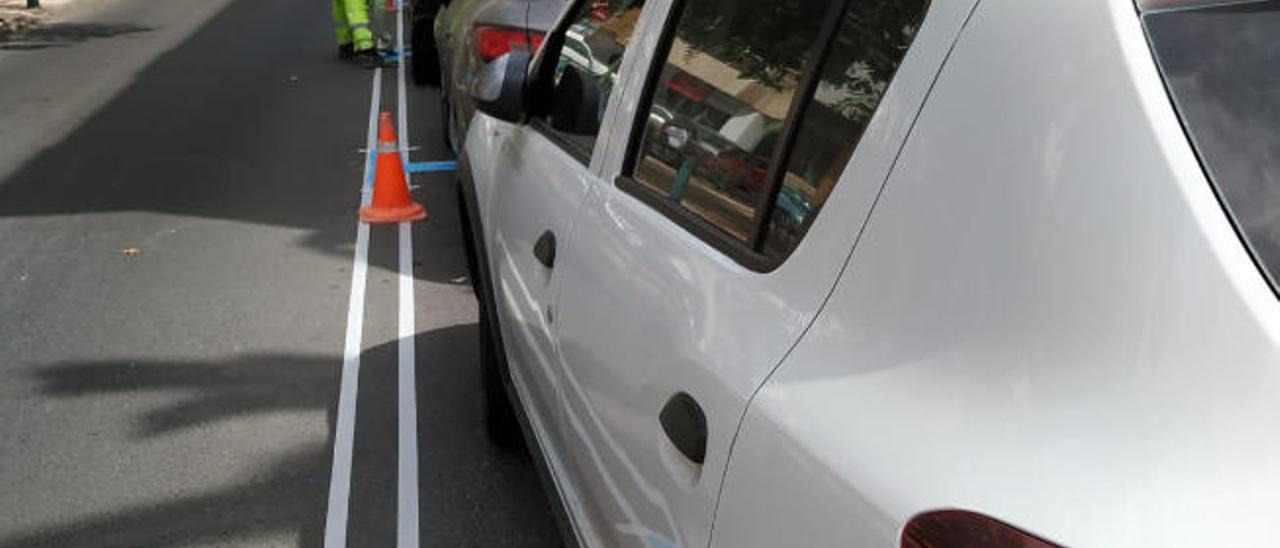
xmin=381 ymin=49 xmax=411 ymax=62
xmin=364 ymin=150 xmax=377 ymax=190
xmin=406 ymin=161 xmax=457 ymax=173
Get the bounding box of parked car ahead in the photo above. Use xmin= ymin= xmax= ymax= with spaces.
xmin=408 ymin=0 xmax=566 ymax=153
xmin=456 ymin=0 xmax=1280 ymax=546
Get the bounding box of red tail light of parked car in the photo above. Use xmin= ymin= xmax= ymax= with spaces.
xmin=475 ymin=25 xmax=544 ymax=63
xmin=901 ymin=510 xmax=1060 ymax=548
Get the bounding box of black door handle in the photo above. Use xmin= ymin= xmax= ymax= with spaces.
xmin=533 ymin=230 xmax=556 ymax=268
xmin=660 ymin=392 xmax=707 ymax=464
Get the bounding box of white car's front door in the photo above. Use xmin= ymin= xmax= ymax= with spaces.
xmin=472 ymin=111 xmax=592 ymax=463
xmin=465 ymin=0 xmax=651 ymax=536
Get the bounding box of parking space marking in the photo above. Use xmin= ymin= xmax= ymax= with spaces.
xmin=323 ymin=66 xmax=382 ymax=548
xmin=393 ymin=3 xmax=421 ymax=547
xmin=397 ymin=221 xmax=420 ymax=548
xmin=396 ymin=0 xmax=410 ymax=171
xmin=407 ymin=161 xmax=457 ymax=173
xmin=324 ymin=7 xmax=421 ymax=545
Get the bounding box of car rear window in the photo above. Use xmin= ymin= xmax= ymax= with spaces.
xmin=1142 ymin=2 xmax=1280 ymax=289
xmin=629 ymin=0 xmax=835 ymax=243
xmin=622 ymin=0 xmax=930 ymax=267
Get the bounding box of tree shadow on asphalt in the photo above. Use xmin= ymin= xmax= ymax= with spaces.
xmin=4 ymin=324 xmax=561 ymax=548
xmin=0 ymin=23 xmax=153 ymax=51
xmin=32 ymin=352 xmax=335 ymax=438
xmin=0 ymin=0 xmax=464 ymax=285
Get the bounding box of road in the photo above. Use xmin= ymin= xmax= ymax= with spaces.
xmin=0 ymin=0 xmax=562 ymax=546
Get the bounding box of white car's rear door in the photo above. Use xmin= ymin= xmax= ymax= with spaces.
xmin=547 ymin=0 xmax=958 ymax=545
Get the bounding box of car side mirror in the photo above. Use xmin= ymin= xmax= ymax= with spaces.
xmin=470 ymin=50 xmax=531 ymax=124
xmin=547 ymin=64 xmax=602 ymax=136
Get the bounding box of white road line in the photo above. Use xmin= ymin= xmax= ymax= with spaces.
xmin=397 ymin=222 xmax=420 ymax=548
xmin=396 ymin=0 xmax=409 ymax=169
xmin=362 ymin=70 xmax=384 ymax=196
xmin=394 ymin=3 xmax=421 ymax=547
xmin=323 ymin=66 xmax=382 ymax=548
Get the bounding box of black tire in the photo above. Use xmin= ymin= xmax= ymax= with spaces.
xmin=462 ymin=180 xmax=521 ymax=450
xmin=410 ymin=15 xmax=440 ymax=86
xmin=440 ymin=92 xmax=456 ymax=152
xmin=479 ymin=294 xmax=523 ymax=451
xmin=456 ymin=185 xmax=480 ymax=297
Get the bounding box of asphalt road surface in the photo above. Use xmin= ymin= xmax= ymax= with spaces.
xmin=0 ymin=0 xmax=563 ymax=546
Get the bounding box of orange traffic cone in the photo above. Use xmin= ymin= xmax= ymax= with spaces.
xmin=360 ymin=112 xmax=427 ymax=224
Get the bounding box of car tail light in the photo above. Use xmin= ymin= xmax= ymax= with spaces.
xmin=901 ymin=510 xmax=1060 ymax=548
xmin=474 ymin=25 xmax=544 ymax=63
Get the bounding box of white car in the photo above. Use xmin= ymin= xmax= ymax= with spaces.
xmin=453 ymin=0 xmax=1280 ymax=546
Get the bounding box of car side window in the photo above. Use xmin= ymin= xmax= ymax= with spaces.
xmin=627 ymin=0 xmax=832 ymax=243
xmin=760 ymin=1 xmax=929 ymax=260
xmin=622 ymin=0 xmax=930 ymax=266
xmin=534 ymin=0 xmax=646 ymax=163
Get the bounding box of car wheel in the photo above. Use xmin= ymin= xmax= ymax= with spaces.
xmin=462 ymin=183 xmax=522 ymax=450
xmin=440 ymin=92 xmax=456 ymax=152
xmin=479 ymin=291 xmax=524 ymax=451
xmin=456 ymin=183 xmax=479 ymax=297
xmin=410 ymin=15 xmax=440 ymax=86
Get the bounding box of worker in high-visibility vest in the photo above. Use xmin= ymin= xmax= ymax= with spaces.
xmin=333 ymin=0 xmax=383 ymax=67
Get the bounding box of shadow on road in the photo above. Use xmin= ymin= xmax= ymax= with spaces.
xmin=0 ymin=0 xmax=549 ymax=543
xmin=0 ymin=22 xmax=152 ymax=50
xmin=33 ymin=352 xmax=336 ymax=438
xmin=4 ymin=324 xmax=561 ymax=548
xmin=0 ymin=0 xmax=462 ymax=283
xmin=1 ymin=443 xmax=332 ymax=548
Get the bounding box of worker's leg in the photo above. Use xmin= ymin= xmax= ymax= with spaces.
xmin=339 ymin=0 xmax=375 ymax=52
xmin=333 ymin=0 xmax=356 ymax=58
xmin=332 ymin=0 xmax=352 ymax=47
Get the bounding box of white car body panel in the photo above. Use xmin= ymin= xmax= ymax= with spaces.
xmin=713 ymin=0 xmax=1280 ymax=547
xmin=465 ymin=0 xmax=1280 ymax=545
xmin=548 ymin=0 xmax=980 ymax=546
xmin=464 ymin=113 xmax=605 ymax=546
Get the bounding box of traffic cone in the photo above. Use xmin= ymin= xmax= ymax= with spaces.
xmin=360 ymin=112 xmax=427 ymax=224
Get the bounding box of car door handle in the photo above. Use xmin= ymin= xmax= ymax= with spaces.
xmin=533 ymin=230 xmax=556 ymax=269
xmin=660 ymin=392 xmax=707 ymax=464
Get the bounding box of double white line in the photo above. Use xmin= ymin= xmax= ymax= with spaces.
xmin=324 ymin=2 xmax=420 ymax=546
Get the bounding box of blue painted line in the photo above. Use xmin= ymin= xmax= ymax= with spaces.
xmin=380 ymin=49 xmax=410 ymax=62
xmin=407 ymin=161 xmax=457 ymax=173
xmin=364 ymin=149 xmax=377 ymax=191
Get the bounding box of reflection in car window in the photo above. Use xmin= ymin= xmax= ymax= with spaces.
xmin=1143 ymin=4 xmax=1280 ymax=292
xmin=762 ymin=0 xmax=929 ymax=259
xmin=538 ymin=0 xmax=644 ymax=161
xmin=629 ymin=0 xmax=930 ymax=258
xmin=631 ymin=0 xmax=833 ymax=242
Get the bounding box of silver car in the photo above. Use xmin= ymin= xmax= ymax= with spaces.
xmin=409 ymin=0 xmax=566 ymax=152
xmin=457 ymin=0 xmax=1280 ymax=546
